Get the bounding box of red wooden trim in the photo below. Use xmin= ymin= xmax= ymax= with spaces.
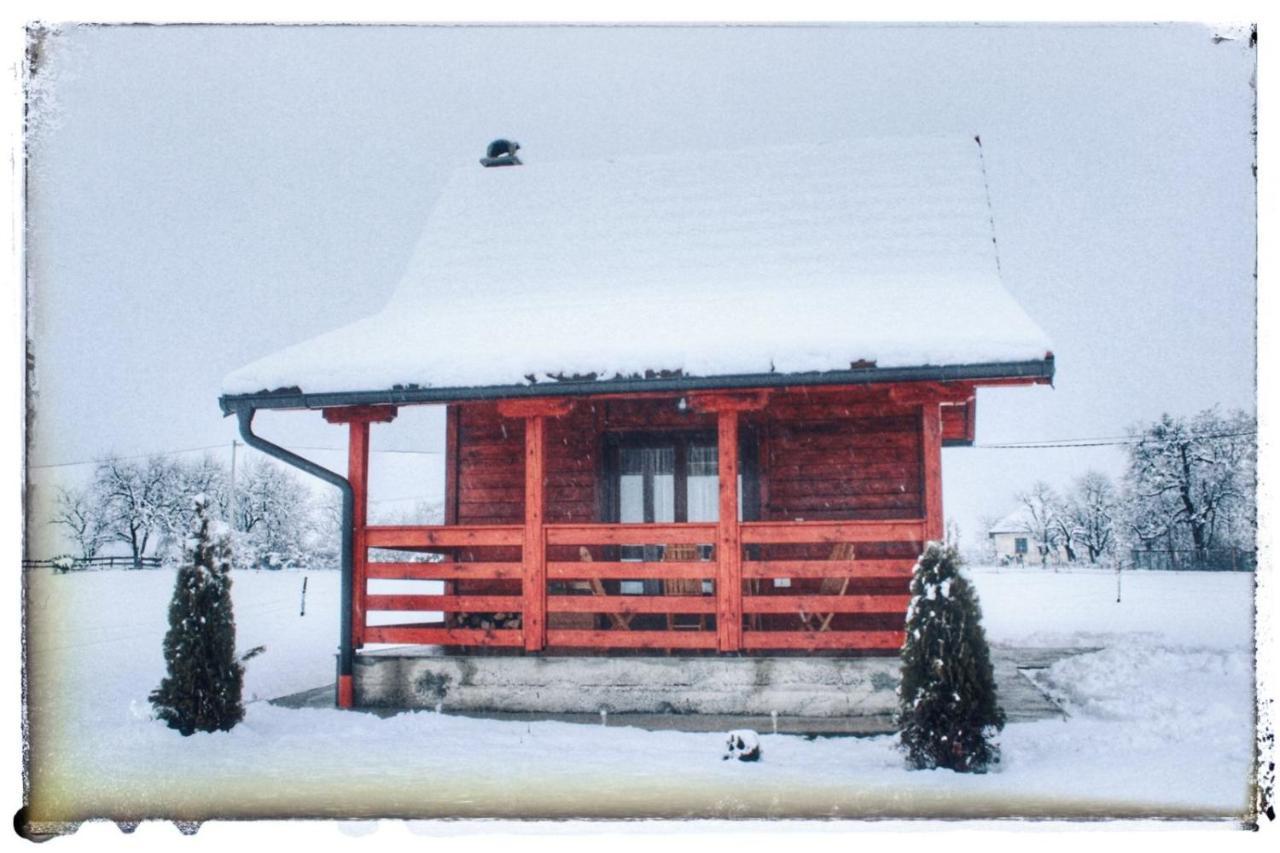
xmin=365 ymin=594 xmax=524 ymax=611
xmin=546 ymin=561 xmax=711 ymax=579
xmin=762 ymin=401 xmax=919 ymax=421
xmin=717 ymin=408 xmax=742 ymax=652
xmin=741 ymin=630 xmax=905 ymax=650
xmin=545 ymin=630 xmax=717 ymax=649
xmin=687 ymin=390 xmax=772 ymax=413
xmin=444 ymin=404 xmax=460 ymax=527
xmin=366 ymin=525 xmax=523 ymax=548
xmin=523 ymin=413 xmax=547 ymax=651
xmin=888 ymin=383 xmax=975 ymax=405
xmin=742 ymin=595 xmax=912 ymax=614
xmin=739 ymin=520 xmax=926 ymax=544
xmin=362 ymin=626 xmax=525 ymax=646
xmin=322 ymin=404 xmax=399 ymax=424
xmin=965 ymin=395 xmax=977 ymax=443
xmin=366 ymin=561 xmax=523 ymax=580
xmin=349 ymin=419 xmax=371 ymax=646
xmin=922 ymin=403 xmax=943 ymax=543
xmin=337 ymin=674 xmax=354 ymax=709
xmin=544 ymin=523 xmax=717 ymax=545
xmin=497 ymin=397 xmax=576 ymax=418
xmin=547 ymin=596 xmax=715 ymax=614
xmin=742 ymin=559 xmax=917 ymax=578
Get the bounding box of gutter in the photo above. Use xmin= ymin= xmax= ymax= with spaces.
xmin=235 ymin=408 xmax=356 ymax=709
xmin=219 ymin=357 xmax=1055 ymax=415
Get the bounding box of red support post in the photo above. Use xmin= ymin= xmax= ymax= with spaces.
xmin=348 ymin=419 xmax=371 ymax=649
xmin=522 ymin=414 xmax=547 ymax=651
xmin=922 ymin=402 xmax=944 ymax=544
xmin=716 ymin=408 xmax=742 ymax=652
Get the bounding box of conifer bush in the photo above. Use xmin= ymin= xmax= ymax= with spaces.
xmin=150 ymin=496 xmax=245 ymax=735
xmin=897 ymin=542 xmax=1005 ymax=772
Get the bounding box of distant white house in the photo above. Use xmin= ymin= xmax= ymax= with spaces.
xmin=987 ymin=507 xmax=1068 ymax=565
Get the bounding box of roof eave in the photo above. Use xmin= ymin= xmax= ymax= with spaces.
xmin=218 ymin=356 xmax=1055 ymax=416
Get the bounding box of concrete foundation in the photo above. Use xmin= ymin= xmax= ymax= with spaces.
xmin=352 ymin=652 xmax=901 ymax=718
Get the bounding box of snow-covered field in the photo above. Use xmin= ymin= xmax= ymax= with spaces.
xmin=23 ymin=565 xmax=1257 ymax=823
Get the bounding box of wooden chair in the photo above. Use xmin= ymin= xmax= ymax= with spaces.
xmin=581 ymin=546 xmax=633 ymax=630
xmin=663 ymin=543 xmax=707 ymax=631
xmin=799 ymin=542 xmax=856 ymax=632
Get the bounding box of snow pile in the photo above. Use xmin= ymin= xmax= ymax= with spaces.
xmin=222 ymin=138 xmax=1052 ymax=397
xmin=723 ymin=729 xmax=762 ymax=762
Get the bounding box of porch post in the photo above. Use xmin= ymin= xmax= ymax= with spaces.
xmin=347 ymin=419 xmax=371 ymax=650
xmin=522 ymin=413 xmax=548 ymax=652
xmin=496 ymin=398 xmax=575 ymax=652
xmin=323 ymin=404 xmax=397 ymax=707
xmin=921 ymin=402 xmax=944 ymax=543
xmin=716 ymin=408 xmax=742 ymax=653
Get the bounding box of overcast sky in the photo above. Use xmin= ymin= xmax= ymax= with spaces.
xmin=24 ymin=22 xmax=1256 ymax=556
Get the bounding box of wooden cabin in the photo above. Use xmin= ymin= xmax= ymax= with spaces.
xmin=220 ymin=137 xmax=1053 ymax=718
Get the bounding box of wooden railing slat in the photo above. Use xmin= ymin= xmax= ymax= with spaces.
xmin=363 ymin=626 xmax=524 ymax=646
xmin=366 ymin=562 xmax=523 ymax=580
xmin=547 ymin=596 xmax=715 ymax=614
xmin=545 ymin=629 xmax=717 ymax=649
xmin=544 ymin=523 xmax=717 ymax=545
xmin=741 ymin=559 xmax=916 ymax=578
xmin=739 ymin=519 xmax=926 ymax=544
xmin=366 ymin=524 xmax=524 ymax=548
xmin=741 ymin=594 xmax=911 ymax=614
xmin=546 ymin=561 xmax=712 ymax=579
xmin=741 ymin=630 xmax=905 ymax=650
xmin=365 ymin=594 xmax=523 ymax=612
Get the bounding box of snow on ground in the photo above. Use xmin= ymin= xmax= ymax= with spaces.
xmin=23 ymin=565 xmax=1257 ymax=823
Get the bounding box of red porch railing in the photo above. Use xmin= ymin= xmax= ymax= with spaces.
xmin=362 ymin=524 xmax=524 ymax=647
xmin=357 ymin=518 xmax=921 ymax=653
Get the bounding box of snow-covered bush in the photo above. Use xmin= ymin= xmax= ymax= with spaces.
xmin=897 ymin=542 xmax=1005 ymax=773
xmin=149 ymin=496 xmax=245 ymax=735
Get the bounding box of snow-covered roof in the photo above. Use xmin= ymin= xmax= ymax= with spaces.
xmin=222 ymin=137 xmax=1052 ymax=400
xmin=989 ymin=507 xmax=1036 ymax=535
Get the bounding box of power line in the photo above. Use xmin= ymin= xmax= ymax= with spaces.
xmin=29 ymin=443 xmax=444 ymax=470
xmin=29 ymin=443 xmax=230 ymax=470
xmin=974 ymin=430 xmax=1257 ymax=450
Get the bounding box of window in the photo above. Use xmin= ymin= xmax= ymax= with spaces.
xmin=602 ymin=430 xmax=758 ymax=593
xmin=1014 ymin=537 xmax=1028 ymax=555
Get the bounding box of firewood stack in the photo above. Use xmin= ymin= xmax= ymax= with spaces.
xmin=456 ymin=612 xmax=522 ymax=630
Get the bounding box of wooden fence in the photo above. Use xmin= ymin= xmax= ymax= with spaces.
xmin=23 ymin=555 xmax=163 ymax=571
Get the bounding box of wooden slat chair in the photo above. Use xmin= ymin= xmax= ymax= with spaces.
xmin=663 ymin=543 xmax=707 ymax=631
xmin=580 ymin=546 xmax=633 ymax=631
xmin=799 ymin=542 xmax=856 ymax=632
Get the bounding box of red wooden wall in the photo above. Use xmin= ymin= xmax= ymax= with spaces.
xmin=445 ymin=390 xmax=947 ymax=536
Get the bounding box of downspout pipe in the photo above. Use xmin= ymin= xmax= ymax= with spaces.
xmin=235 ymin=407 xmax=356 ymax=708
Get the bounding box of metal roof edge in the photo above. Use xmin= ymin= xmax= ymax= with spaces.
xmin=218 ymin=356 xmax=1055 ymax=416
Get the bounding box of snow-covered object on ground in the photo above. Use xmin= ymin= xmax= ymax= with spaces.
xmin=723 ymin=729 xmax=762 ymax=762
xmin=222 ymin=137 xmax=1052 ymax=397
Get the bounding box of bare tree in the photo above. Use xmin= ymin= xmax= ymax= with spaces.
xmin=1068 ymin=471 xmax=1119 ymax=563
xmin=1124 ymin=409 xmax=1255 ymax=558
xmin=1016 ymin=481 xmax=1061 ymax=566
xmin=49 ymin=484 xmax=109 ymax=562
xmin=92 ymin=455 xmax=182 ymax=569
